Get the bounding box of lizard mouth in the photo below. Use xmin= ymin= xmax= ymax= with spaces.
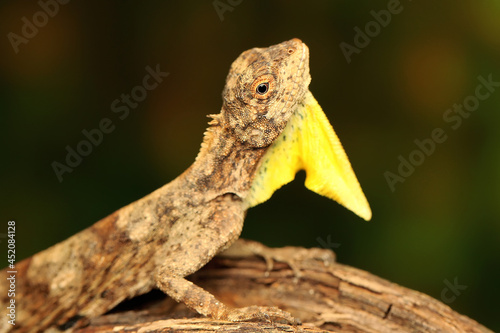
xmin=295 ymin=38 xmax=309 ymax=72
xmin=276 ymin=38 xmax=310 ymax=121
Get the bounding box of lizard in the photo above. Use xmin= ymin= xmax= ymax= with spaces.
xmin=0 ymin=38 xmax=371 ymax=332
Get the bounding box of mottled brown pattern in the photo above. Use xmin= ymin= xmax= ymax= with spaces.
xmin=0 ymin=39 xmax=310 ymax=332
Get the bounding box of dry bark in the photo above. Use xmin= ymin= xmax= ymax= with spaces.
xmin=77 ymin=244 xmax=492 ymax=333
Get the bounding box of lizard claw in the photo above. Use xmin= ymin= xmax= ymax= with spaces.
xmin=222 ymin=239 xmax=336 ymax=279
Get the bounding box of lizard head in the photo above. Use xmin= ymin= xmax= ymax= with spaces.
xmin=222 ymin=38 xmax=311 ymax=147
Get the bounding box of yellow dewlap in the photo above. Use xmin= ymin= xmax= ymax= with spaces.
xmin=245 ymin=91 xmax=372 ymax=221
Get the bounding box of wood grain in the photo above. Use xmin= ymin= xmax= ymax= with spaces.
xmin=79 ymin=243 xmax=492 ymax=333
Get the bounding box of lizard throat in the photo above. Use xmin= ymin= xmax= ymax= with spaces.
xmin=243 ymin=91 xmax=372 ymax=221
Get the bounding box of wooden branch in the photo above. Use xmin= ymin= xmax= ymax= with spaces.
xmin=78 ymin=243 xmax=492 ymax=333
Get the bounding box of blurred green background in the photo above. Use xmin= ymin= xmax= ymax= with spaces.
xmin=1 ymin=0 xmax=499 ymax=330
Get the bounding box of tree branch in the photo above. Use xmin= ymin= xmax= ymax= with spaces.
xmin=78 ymin=242 xmax=492 ymax=333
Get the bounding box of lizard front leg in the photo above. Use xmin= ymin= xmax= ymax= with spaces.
xmin=155 ymin=274 xmax=229 ymax=318
xmin=153 ymin=194 xmax=299 ymax=324
xmin=155 ymin=274 xmax=297 ymax=323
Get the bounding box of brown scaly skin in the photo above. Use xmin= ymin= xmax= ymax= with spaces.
xmin=0 ymin=38 xmax=311 ymax=332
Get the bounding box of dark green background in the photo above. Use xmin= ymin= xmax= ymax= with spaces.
xmin=1 ymin=0 xmax=499 ymax=330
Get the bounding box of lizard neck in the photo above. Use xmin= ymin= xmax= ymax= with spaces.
xmin=181 ymin=116 xmax=267 ymax=203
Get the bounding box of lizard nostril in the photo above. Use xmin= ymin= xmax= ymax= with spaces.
xmin=250 ymin=129 xmax=262 ymax=138
xmin=287 ymin=48 xmax=295 ymax=54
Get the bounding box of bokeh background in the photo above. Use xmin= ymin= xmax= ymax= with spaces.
xmin=1 ymin=0 xmax=499 ymax=330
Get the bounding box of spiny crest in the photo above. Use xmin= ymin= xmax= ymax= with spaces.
xmin=207 ymin=113 xmax=221 ymax=126
xmin=195 ymin=113 xmax=223 ymax=163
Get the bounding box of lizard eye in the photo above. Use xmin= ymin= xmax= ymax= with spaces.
xmin=256 ymin=83 xmax=269 ymax=94
xmin=251 ymin=74 xmax=275 ymax=99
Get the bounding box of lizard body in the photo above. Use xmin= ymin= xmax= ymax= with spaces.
xmin=0 ymin=39 xmax=370 ymax=332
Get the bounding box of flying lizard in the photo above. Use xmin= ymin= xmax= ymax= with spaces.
xmin=0 ymin=38 xmax=371 ymax=332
